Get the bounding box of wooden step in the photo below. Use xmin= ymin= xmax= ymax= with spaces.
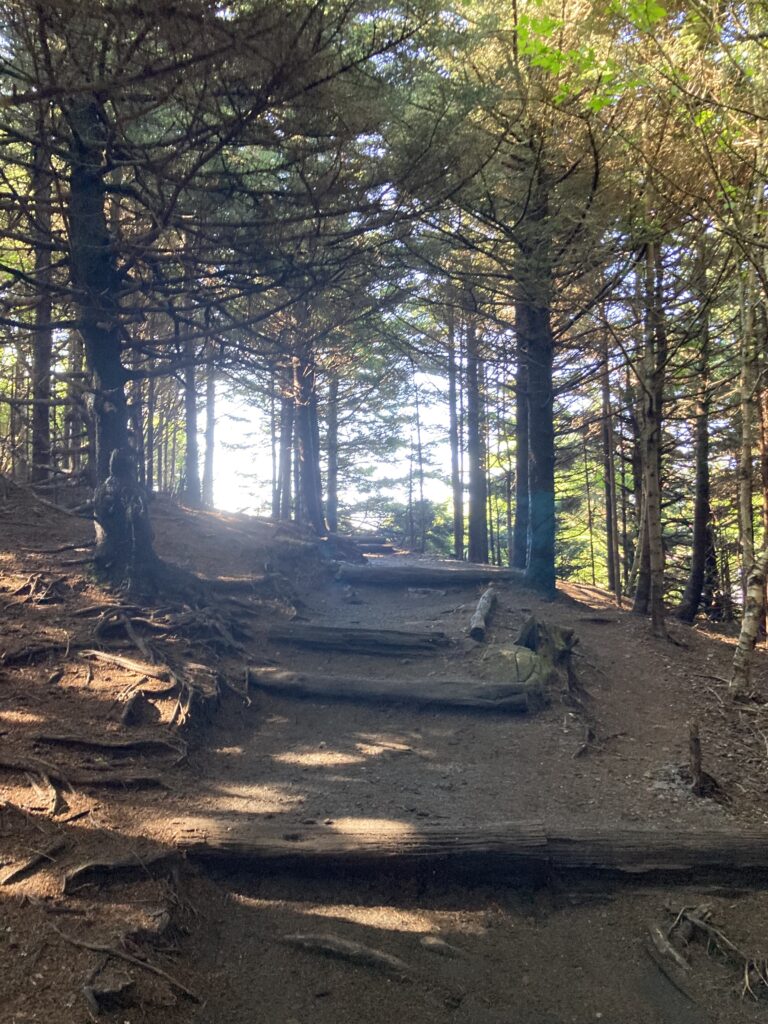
xmin=172 ymin=816 xmax=768 ymax=875
xmin=266 ymin=624 xmax=451 ymax=656
xmin=337 ymin=563 xmax=521 ymax=587
xmin=247 ymin=667 xmax=540 ymax=712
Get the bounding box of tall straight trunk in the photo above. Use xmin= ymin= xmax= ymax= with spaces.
xmin=600 ymin=340 xmax=620 ymax=600
xmin=128 ymin=364 xmax=144 ymax=487
xmin=447 ymin=300 xmax=464 ymax=560
xmin=512 ymin=324 xmax=530 ymax=569
xmin=30 ymin=122 xmax=53 ymax=483
xmin=270 ymin=369 xmax=280 ymax=519
xmin=519 ymin=299 xmax=556 ymax=596
xmin=737 ymin=265 xmax=757 ymax=596
xmin=278 ymin=388 xmax=293 ymax=521
xmin=678 ymin=253 xmax=712 ymax=623
xmin=583 ymin=435 xmax=596 ymax=586
xmin=202 ymin=364 xmax=216 ymax=508
xmin=182 ymin=334 xmax=202 ymax=506
xmin=64 ymin=333 xmax=86 ymax=476
xmin=67 ymin=97 xmax=129 ymax=482
xmin=465 ymin=300 xmax=488 ymax=563
xmin=326 ymin=373 xmax=339 ymax=533
xmin=413 ymin=367 xmax=426 ymax=552
xmin=292 ymin=348 xmax=324 ymax=534
xmin=638 ymin=243 xmax=668 ymax=637
xmin=146 ymin=374 xmax=155 ymax=493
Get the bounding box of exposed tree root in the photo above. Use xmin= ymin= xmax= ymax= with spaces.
xmin=51 ymin=924 xmax=200 ymax=1002
xmin=33 ymin=732 xmax=186 ymax=761
xmin=283 ymin=933 xmax=412 ymax=980
xmin=1 ymin=839 xmax=67 ymax=886
xmin=63 ymin=851 xmax=179 ymax=894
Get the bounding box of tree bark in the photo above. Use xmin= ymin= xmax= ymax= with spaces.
xmin=737 ymin=265 xmax=757 ymax=599
xmin=292 ymin=348 xmax=324 ymax=534
xmin=637 ymin=245 xmax=667 ymax=636
xmin=202 ymin=364 xmax=215 ymax=508
xmin=678 ymin=259 xmax=711 ymax=623
xmin=521 ymin=300 xmax=556 ymax=597
xmin=182 ymin=333 xmax=202 ymax=506
xmin=30 ymin=121 xmax=53 ymax=483
xmin=447 ymin=297 xmax=464 ymax=560
xmin=512 ymin=321 xmax=530 ymax=570
xmin=465 ymin=296 xmax=488 ymax=563
xmin=67 ymin=97 xmax=129 ymax=483
xmin=326 ymin=372 xmax=339 ymax=533
xmin=600 ymin=340 xmax=620 ymax=601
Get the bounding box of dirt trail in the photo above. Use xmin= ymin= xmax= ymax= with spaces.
xmin=3 ymin=495 xmax=768 ymax=1024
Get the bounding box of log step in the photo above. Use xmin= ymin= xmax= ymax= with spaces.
xmin=172 ymin=817 xmax=768 ymax=875
xmin=337 ymin=563 xmax=521 ymax=587
xmin=267 ymin=624 xmax=451 ymax=656
xmin=247 ymin=667 xmax=540 ymax=712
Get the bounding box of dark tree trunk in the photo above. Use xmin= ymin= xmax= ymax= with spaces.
xmin=293 ymin=349 xmax=324 ymax=534
xmin=182 ymin=336 xmax=202 ymax=507
xmin=601 ymin=345 xmax=617 ymax=595
xmin=68 ymin=96 xmax=158 ymax=583
xmin=278 ymin=385 xmax=293 ymax=521
xmin=520 ymin=300 xmax=556 ymax=597
xmin=447 ymin=299 xmax=464 ymax=560
xmin=678 ymin=283 xmax=711 ymax=622
xmin=326 ymin=373 xmax=339 ymax=533
xmin=30 ymin=124 xmax=53 ymax=483
xmin=202 ymin=364 xmax=215 ymax=508
xmin=146 ymin=374 xmax=155 ymax=493
xmin=465 ymin=300 xmax=488 ymax=563
xmin=512 ymin=318 xmax=530 ymax=570
xmin=67 ymin=97 xmax=129 ymax=482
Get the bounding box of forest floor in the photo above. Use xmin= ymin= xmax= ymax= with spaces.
xmin=3 ymin=482 xmax=768 ymax=1023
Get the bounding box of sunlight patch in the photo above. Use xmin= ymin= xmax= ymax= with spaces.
xmin=0 ymin=709 xmax=45 ymax=725
xmin=273 ymin=750 xmax=366 ymax=767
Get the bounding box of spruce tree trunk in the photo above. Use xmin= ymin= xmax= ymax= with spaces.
xmin=326 ymin=373 xmax=339 ymax=534
xmin=278 ymin=389 xmax=293 ymax=521
xmin=67 ymin=97 xmax=129 ymax=482
xmin=292 ymin=349 xmax=324 ymax=534
xmin=30 ymin=124 xmax=53 ymax=484
xmin=68 ymin=97 xmax=158 ymax=582
xmin=447 ymin=300 xmax=464 ymax=560
xmin=465 ymin=301 xmax=488 ymax=563
xmin=182 ymin=339 xmax=202 ymax=507
xmin=678 ymin=269 xmax=711 ymax=623
xmin=737 ymin=266 xmax=757 ymax=599
xmin=600 ymin=341 xmax=619 ymax=599
xmin=181 ymin=332 xmax=202 ymax=505
xmin=146 ymin=374 xmax=155 ymax=493
xmin=521 ymin=301 xmax=556 ymax=597
xmin=202 ymin=365 xmax=216 ymax=508
xmin=638 ymin=243 xmax=668 ymax=637
xmin=512 ymin=323 xmax=529 ymax=570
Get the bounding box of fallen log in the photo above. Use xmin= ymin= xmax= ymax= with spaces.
xmin=247 ymin=667 xmax=540 ymax=712
xmin=337 ymin=563 xmax=520 ymax=587
xmin=173 ymin=817 xmax=768 ymax=876
xmin=469 ymin=586 xmax=497 ymax=641
xmin=267 ymin=623 xmax=451 ymax=656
